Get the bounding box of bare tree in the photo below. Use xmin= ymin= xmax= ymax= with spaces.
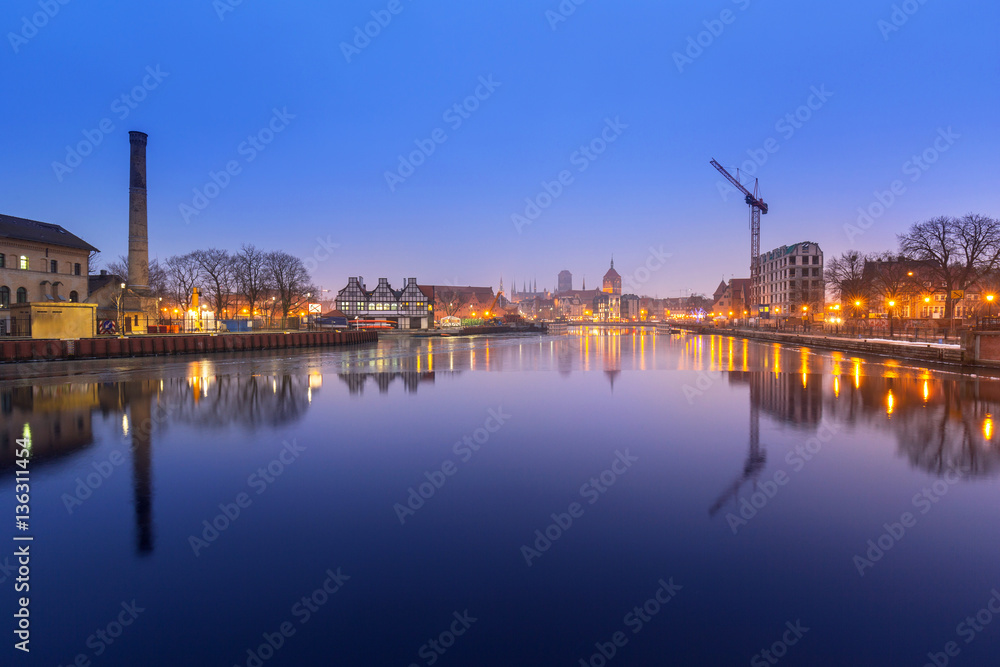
xmin=232 ymin=244 xmax=270 ymax=318
xmin=826 ymin=250 xmax=871 ymax=316
xmin=265 ymin=250 xmax=315 ymax=325
xmin=438 ymin=287 xmax=467 ymax=317
xmin=866 ymin=252 xmax=917 ymax=335
xmin=898 ymin=215 xmax=1000 ymax=326
xmin=164 ymin=253 xmax=203 ymax=312
xmin=107 ymin=254 xmax=168 ymax=298
xmin=192 ymin=248 xmax=236 ymax=317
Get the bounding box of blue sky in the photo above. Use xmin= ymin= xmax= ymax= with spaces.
xmin=2 ymin=0 xmax=997 ymax=298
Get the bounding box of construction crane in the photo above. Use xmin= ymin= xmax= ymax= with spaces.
xmin=482 ymin=278 xmax=505 ymax=324
xmin=709 ymin=159 xmax=768 ymax=317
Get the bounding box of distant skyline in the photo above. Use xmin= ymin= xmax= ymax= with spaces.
xmin=2 ymin=1 xmax=998 ymax=298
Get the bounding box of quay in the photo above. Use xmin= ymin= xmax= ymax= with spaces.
xmin=671 ymin=323 xmax=985 ymax=367
xmin=0 ymin=330 xmax=378 ymax=364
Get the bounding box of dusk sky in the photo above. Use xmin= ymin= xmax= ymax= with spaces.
xmin=3 ymin=0 xmax=997 ymax=298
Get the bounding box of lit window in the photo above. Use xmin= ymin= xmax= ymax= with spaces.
xmin=19 ymin=256 xmax=29 ymax=270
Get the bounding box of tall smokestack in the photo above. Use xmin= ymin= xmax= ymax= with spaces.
xmin=128 ymin=131 xmax=149 ymax=292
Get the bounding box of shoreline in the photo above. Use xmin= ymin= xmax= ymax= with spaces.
xmin=671 ymin=323 xmax=990 ymax=369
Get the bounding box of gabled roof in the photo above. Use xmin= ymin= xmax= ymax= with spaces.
xmin=0 ymin=213 xmax=98 ymax=252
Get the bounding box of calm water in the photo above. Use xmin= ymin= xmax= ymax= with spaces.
xmin=2 ymin=329 xmax=1000 ymax=666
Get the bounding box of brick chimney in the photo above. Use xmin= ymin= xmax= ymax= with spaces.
xmin=128 ymin=131 xmax=150 ymax=293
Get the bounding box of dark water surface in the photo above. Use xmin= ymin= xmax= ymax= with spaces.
xmin=2 ymin=329 xmax=1000 ymax=666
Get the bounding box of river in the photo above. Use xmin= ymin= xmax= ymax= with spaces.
xmin=2 ymin=329 xmax=999 ymax=665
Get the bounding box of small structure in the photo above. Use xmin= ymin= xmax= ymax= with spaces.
xmin=8 ymin=302 xmax=96 ymax=339
xmin=87 ymin=271 xmax=150 ymax=334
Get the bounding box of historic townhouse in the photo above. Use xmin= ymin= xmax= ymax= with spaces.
xmin=335 ymin=277 xmax=432 ymax=329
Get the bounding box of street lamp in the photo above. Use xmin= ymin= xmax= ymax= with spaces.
xmin=888 ymin=299 xmax=896 ymax=337
xmin=987 ymin=294 xmax=995 ymax=318
xmin=118 ymin=282 xmax=126 ymax=337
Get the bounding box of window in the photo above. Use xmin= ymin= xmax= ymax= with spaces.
xmin=0 ymin=286 xmax=8 ymax=307
xmin=789 ymin=256 xmax=796 ymax=265
xmin=69 ymin=290 xmax=78 ymax=302
xmin=812 ymin=268 xmax=819 ymax=277
xmin=812 ymin=256 xmax=819 ymax=265
xmin=50 ymin=260 xmax=58 ymax=273
xmin=19 ymin=256 xmax=28 ymax=270
xmin=0 ymin=254 xmax=4 ymax=268
xmin=74 ymin=263 xmax=81 ymax=276
xmin=16 ymin=287 xmax=27 ymax=303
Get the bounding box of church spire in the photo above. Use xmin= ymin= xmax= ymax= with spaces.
xmin=611 ymin=255 xmax=614 ymax=270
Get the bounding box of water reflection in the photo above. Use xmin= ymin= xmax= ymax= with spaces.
xmin=5 ymin=332 xmax=1000 ymax=482
xmin=4 ymin=331 xmax=1000 ymax=553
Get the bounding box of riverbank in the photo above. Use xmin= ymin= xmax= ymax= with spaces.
xmin=0 ymin=330 xmax=377 ymax=363
xmin=673 ymin=323 xmax=973 ymax=367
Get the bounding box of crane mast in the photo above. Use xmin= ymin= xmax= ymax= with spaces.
xmin=709 ymin=159 xmax=768 ymax=317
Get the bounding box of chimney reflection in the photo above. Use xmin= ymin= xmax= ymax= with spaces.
xmin=124 ymin=381 xmax=155 ymax=555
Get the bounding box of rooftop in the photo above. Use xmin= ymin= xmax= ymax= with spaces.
xmin=0 ymin=213 xmax=98 ymax=252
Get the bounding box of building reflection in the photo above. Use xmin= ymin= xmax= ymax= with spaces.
xmin=338 ymin=372 xmax=437 ymax=395
xmin=1 ymin=369 xmax=321 ymax=555
xmin=1 ymin=384 xmax=96 ymax=467
xmin=692 ymin=334 xmax=1000 ymax=479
